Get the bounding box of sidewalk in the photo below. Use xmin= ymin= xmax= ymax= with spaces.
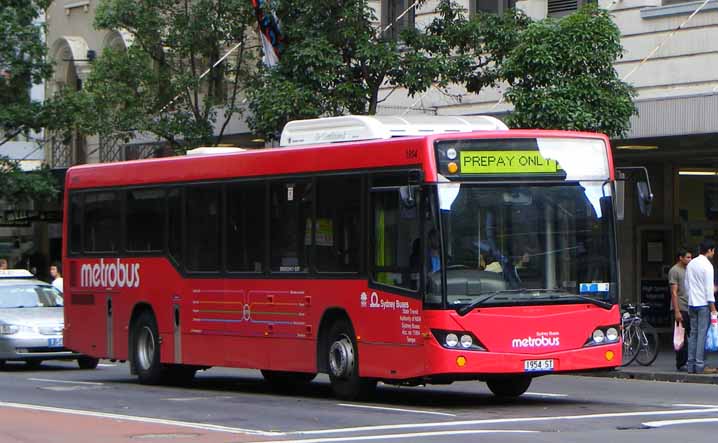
xmin=583 ymin=338 xmax=718 ymax=384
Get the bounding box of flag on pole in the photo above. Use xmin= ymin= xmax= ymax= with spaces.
xmin=251 ymin=0 xmax=284 ymax=67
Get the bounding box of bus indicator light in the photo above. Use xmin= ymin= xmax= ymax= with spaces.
xmin=605 ymin=351 xmax=615 ymax=361
xmin=448 ymin=162 xmax=458 ymax=174
xmin=456 ymin=356 xmax=467 ymax=367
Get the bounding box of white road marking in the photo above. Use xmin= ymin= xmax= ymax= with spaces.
xmin=672 ymin=403 xmax=718 ymax=408
xmin=644 ymin=418 xmax=718 ymax=428
xmin=337 ymin=403 xmax=456 ymax=417
xmin=524 ymin=392 xmax=568 ymax=398
xmin=291 ymin=407 xmax=718 ymax=435
xmin=28 ymin=378 xmax=103 ymax=386
xmin=246 ymin=429 xmax=537 ymax=443
xmin=0 ymin=401 xmax=282 ymax=436
xmin=97 ymin=364 xmax=116 ymax=367
xmin=165 ymin=396 xmax=235 ymax=402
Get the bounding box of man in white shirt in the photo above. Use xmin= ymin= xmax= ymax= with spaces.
xmin=684 ymin=239 xmax=717 ymax=374
xmin=50 ymin=263 xmax=63 ymax=294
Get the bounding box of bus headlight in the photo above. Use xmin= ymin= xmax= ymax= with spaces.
xmin=592 ymin=329 xmax=605 ymax=344
xmin=460 ymin=334 xmax=473 ymax=348
xmin=606 ymin=327 xmax=619 ymax=342
xmin=445 ymin=333 xmax=459 ymax=347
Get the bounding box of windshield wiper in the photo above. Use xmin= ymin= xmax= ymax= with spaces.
xmin=456 ymin=288 xmax=613 ymax=316
xmin=456 ymin=289 xmax=526 ymax=316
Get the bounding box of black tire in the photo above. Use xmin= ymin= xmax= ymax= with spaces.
xmin=486 ymin=375 xmax=531 ymax=398
xmin=261 ymin=370 xmax=316 ymax=391
xmin=621 ymin=325 xmax=640 ymax=367
xmin=0 ymin=360 xmax=5 ymax=370
xmin=77 ymin=356 xmax=100 ymax=370
xmin=635 ymin=323 xmax=659 ymax=366
xmin=132 ymin=310 xmax=164 ymax=384
xmin=326 ymin=319 xmax=376 ymax=401
xmin=25 ymin=360 xmax=42 ymax=370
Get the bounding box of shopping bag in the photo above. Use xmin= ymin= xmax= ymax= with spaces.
xmin=673 ymin=321 xmax=685 ymax=351
xmin=705 ymin=312 xmax=718 ymax=352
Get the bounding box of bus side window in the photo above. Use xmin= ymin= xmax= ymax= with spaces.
xmin=185 ymin=185 xmax=221 ymax=272
xmin=126 ymin=188 xmax=165 ymax=252
xmin=227 ymin=181 xmax=266 ymax=272
xmin=84 ymin=191 xmax=119 ymax=253
xmin=371 ymin=186 xmax=420 ymax=291
xmin=315 ymin=175 xmax=361 ymax=273
xmin=69 ymin=193 xmax=82 ymax=254
xmin=167 ymin=188 xmax=183 ymax=265
xmin=270 ymin=180 xmax=312 ymax=273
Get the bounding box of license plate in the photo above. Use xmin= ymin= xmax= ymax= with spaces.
xmin=48 ymin=338 xmax=63 ymax=348
xmin=524 ymin=359 xmax=554 ymax=372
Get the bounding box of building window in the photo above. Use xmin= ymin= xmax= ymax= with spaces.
xmin=383 ymin=0 xmax=416 ymax=41
xmin=547 ymin=0 xmax=594 ymax=17
xmin=473 ymin=0 xmax=516 ymax=15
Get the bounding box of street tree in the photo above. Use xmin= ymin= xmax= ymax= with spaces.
xmin=0 ymin=0 xmax=60 ymax=204
xmin=501 ymin=5 xmax=635 ymax=138
xmin=75 ymin=0 xmax=258 ymax=152
xmin=246 ymin=0 xmax=475 ymax=141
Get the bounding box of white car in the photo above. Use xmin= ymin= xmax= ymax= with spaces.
xmin=0 ymin=270 xmax=98 ymax=369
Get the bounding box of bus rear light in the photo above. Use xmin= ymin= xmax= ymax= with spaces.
xmin=431 ymin=330 xmax=485 ymax=351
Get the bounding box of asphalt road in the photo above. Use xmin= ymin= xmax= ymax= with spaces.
xmin=0 ymin=361 xmax=716 ymax=442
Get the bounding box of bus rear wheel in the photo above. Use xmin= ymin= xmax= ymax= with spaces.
xmin=133 ymin=311 xmax=164 ymax=385
xmin=326 ymin=319 xmax=376 ymax=401
xmin=486 ymin=375 xmax=531 ymax=398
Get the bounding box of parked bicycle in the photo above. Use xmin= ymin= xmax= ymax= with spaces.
xmin=621 ymin=303 xmax=660 ymax=366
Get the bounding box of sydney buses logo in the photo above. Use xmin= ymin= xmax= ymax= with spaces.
xmin=80 ymin=259 xmax=141 ymax=288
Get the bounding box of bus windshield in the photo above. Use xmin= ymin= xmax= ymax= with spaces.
xmin=434 ymin=182 xmax=617 ymax=308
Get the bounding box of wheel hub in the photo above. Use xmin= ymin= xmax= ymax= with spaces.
xmin=329 ymin=335 xmax=354 ymax=379
xmin=137 ymin=326 xmax=155 ymax=370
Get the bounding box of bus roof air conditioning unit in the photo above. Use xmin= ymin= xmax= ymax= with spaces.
xmin=279 ymin=115 xmax=508 ymax=147
xmin=185 ymin=147 xmax=247 ymax=156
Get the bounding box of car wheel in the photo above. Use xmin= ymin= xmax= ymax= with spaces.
xmin=486 ymin=375 xmax=532 ymax=398
xmin=132 ymin=310 xmax=164 ymax=384
xmin=77 ymin=357 xmax=100 ymax=370
xmin=326 ymin=319 xmax=376 ymax=400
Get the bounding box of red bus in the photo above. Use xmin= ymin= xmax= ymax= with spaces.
xmin=63 ymin=115 xmax=624 ymax=400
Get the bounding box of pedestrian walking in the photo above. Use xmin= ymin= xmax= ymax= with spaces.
xmin=669 ymin=248 xmax=692 ymax=370
xmin=685 ymin=239 xmax=718 ymax=374
xmin=49 ymin=263 xmax=63 ymax=293
xmin=0 ymin=258 xmax=7 ymax=270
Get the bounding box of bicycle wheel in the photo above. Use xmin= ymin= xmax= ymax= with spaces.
xmin=621 ymin=325 xmax=640 ymax=367
xmin=635 ymin=322 xmax=659 ymax=366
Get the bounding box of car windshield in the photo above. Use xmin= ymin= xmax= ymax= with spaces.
xmin=0 ymin=284 xmax=64 ymax=308
xmin=434 ymin=182 xmax=617 ymax=307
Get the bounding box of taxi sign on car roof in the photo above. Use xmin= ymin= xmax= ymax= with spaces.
xmin=0 ymin=269 xmax=34 ymax=278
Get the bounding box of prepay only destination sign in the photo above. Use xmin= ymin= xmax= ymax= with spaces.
xmin=460 ymin=150 xmax=561 ymax=174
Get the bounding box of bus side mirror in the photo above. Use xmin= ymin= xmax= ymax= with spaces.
xmin=614 ymin=180 xmax=625 ymax=221
xmin=637 ymin=180 xmax=653 ymax=216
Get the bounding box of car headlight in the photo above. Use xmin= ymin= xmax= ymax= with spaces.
xmin=0 ymin=324 xmax=19 ymax=335
xmin=445 ymin=333 xmax=459 ymax=347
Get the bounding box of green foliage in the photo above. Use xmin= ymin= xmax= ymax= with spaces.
xmin=0 ymin=158 xmax=58 ymax=205
xmin=0 ymin=0 xmax=53 ymax=140
xmin=77 ymin=0 xmax=258 ymax=152
xmin=0 ymin=1 xmax=60 ymax=203
xmin=501 ymin=5 xmax=636 ymax=137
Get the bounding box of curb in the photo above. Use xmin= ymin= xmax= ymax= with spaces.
xmin=580 ymin=369 xmax=718 ymax=384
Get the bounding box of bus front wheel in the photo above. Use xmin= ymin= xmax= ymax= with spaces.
xmin=326 ymin=319 xmax=376 ymax=400
xmin=486 ymin=375 xmax=531 ymax=398
xmin=133 ymin=311 xmax=163 ymax=384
